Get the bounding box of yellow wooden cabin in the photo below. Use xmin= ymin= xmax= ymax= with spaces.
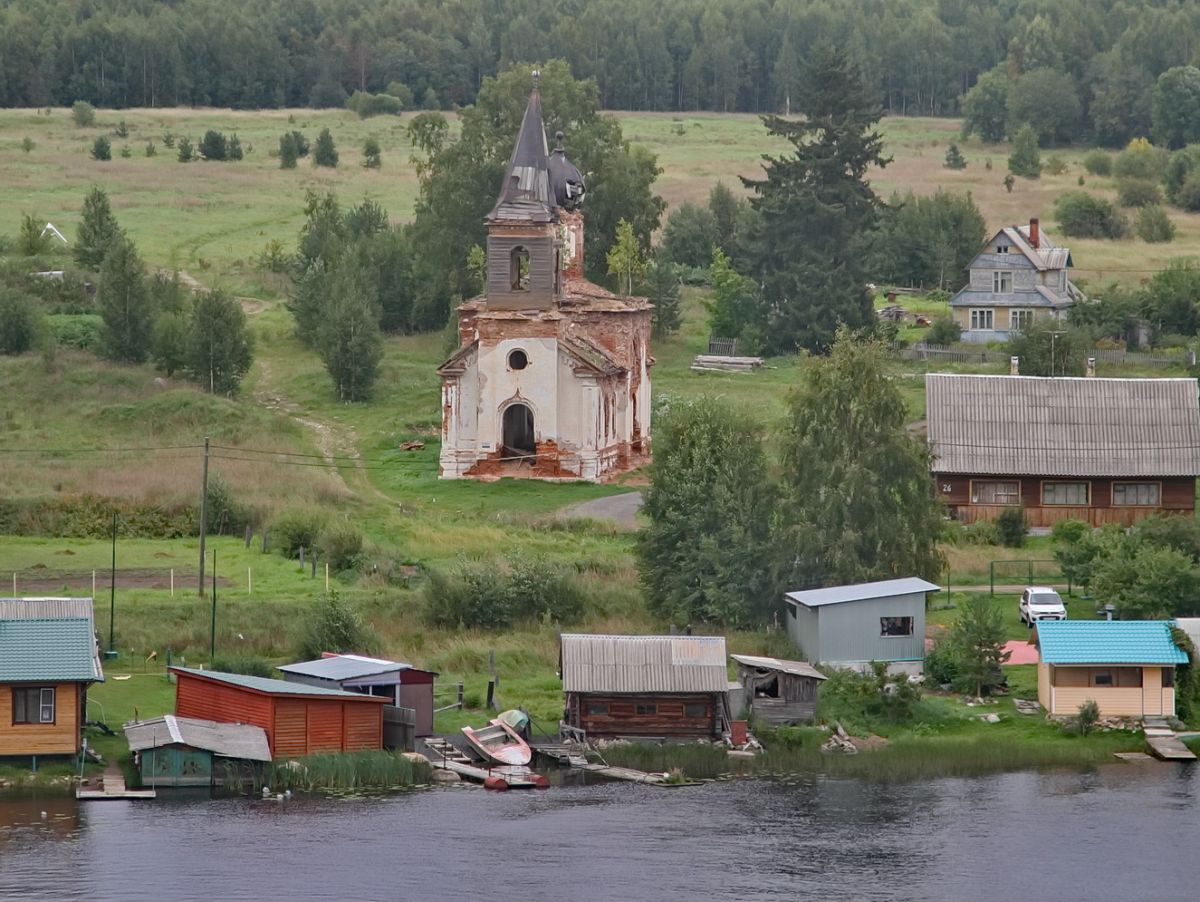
xmin=0 ymin=598 xmax=105 ymax=762
xmin=1035 ymin=620 xmax=1188 ymax=719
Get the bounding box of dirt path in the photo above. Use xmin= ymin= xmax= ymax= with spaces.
xmin=562 ymin=492 xmax=644 ymax=530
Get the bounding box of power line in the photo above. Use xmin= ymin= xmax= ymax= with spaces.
xmin=0 ymin=444 xmax=203 ymax=455
xmin=208 ymin=452 xmax=396 ymax=470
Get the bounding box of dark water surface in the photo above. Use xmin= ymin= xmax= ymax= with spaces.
xmin=0 ymin=764 xmax=1195 ymax=902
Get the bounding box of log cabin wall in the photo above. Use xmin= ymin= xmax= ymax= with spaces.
xmin=0 ymin=682 xmax=81 ymax=757
xmin=569 ymin=693 xmax=720 ymax=738
xmin=936 ymin=475 xmax=1197 ymax=527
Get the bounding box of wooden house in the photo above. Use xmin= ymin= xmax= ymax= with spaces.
xmin=278 ymin=653 xmax=437 ymax=741
xmin=559 ymin=634 xmax=730 ymax=740
xmin=950 ymin=219 xmax=1084 ymax=343
xmin=730 ymin=655 xmax=826 ymax=724
xmin=784 ymin=578 xmax=940 ymax=675
xmin=927 ymin=373 xmax=1200 ymax=527
xmin=1035 ymin=621 xmax=1188 ymax=718
xmin=124 ymin=715 xmax=271 ymax=787
xmin=171 ymin=667 xmax=386 ymax=758
xmin=0 ymin=598 xmax=104 ymax=762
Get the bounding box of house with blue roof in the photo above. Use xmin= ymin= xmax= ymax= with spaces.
xmin=0 ymin=598 xmax=105 ymax=761
xmin=1035 ymin=620 xmax=1189 ymax=718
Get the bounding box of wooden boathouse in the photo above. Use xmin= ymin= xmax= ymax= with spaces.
xmin=730 ymin=654 xmax=826 ymax=725
xmin=559 ymin=634 xmax=730 ymax=740
xmin=124 ymin=715 xmax=271 ymax=786
xmin=171 ymin=667 xmax=387 ymax=758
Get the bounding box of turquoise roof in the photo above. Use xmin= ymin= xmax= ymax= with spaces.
xmin=172 ymin=667 xmax=385 ymax=700
xmin=0 ymin=618 xmax=103 ymax=682
xmin=1037 ymin=620 xmax=1188 ymax=665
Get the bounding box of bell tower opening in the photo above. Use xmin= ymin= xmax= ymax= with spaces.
xmin=510 ymin=246 xmax=530 ymax=291
xmin=501 ymin=403 xmax=535 ymax=459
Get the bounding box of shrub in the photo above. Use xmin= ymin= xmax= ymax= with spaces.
xmin=199 ymin=129 xmax=228 ymax=161
xmin=1008 ymin=123 xmax=1041 ymax=178
xmin=144 ymin=141 xmax=156 ymax=157
xmin=72 ymin=100 xmax=95 ymax=127
xmin=385 ymin=82 xmax=415 ymax=108
xmin=47 ymin=313 xmax=102 ymax=350
xmin=21 ymin=136 xmax=34 ymax=153
xmin=1163 ymin=145 xmax=1200 ymax=203
xmin=1044 ymin=154 xmax=1068 ymax=176
xmin=1053 ymin=191 xmax=1128 ymax=239
xmin=423 ymin=554 xmax=586 ymax=630
xmin=1075 ymin=699 xmax=1100 ymax=736
xmin=995 ymin=507 xmax=1028 ymax=547
xmin=963 ymin=520 xmax=1000 ymax=545
xmin=1050 ymin=519 xmax=1090 ymax=545
xmin=943 ymin=143 xmax=967 ymax=170
xmin=209 ymin=654 xmax=275 ymax=678
xmin=1174 ymin=172 xmax=1200 ymax=212
xmin=820 ymin=661 xmax=922 ymax=725
xmin=114 ymin=119 xmax=128 ymax=138
xmin=0 ymin=291 xmax=45 ymax=355
xmin=346 ymin=91 xmax=405 ymax=118
xmin=90 ymin=136 xmax=111 ymax=161
xmin=272 ymin=507 xmax=328 ymax=558
xmin=1116 ymin=178 xmax=1161 ymax=207
xmin=926 ymin=315 xmax=961 ymax=345
xmin=1082 ymin=150 xmax=1112 ymax=176
xmin=1136 ymin=205 xmax=1177 ymax=243
xmin=177 ymin=136 xmax=195 ymax=162
xmin=279 ymin=132 xmax=298 ymax=169
xmin=313 ymin=128 xmax=338 ymax=167
xmin=297 ymin=589 xmax=377 ymax=660
xmin=319 ymin=523 xmax=365 ymax=572
xmin=362 ymin=137 xmax=382 ymax=169
xmin=1113 ymin=138 xmax=1168 ymax=181
xmin=924 ymin=640 xmax=961 ymax=687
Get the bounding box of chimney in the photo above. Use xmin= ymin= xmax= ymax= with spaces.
xmin=1010 ymin=356 xmax=1020 ymax=376
xmin=1086 ymin=357 xmax=1096 ymax=377
xmin=1029 ymin=217 xmax=1040 ymax=248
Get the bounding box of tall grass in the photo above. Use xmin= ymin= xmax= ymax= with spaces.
xmin=258 ymin=751 xmax=429 ymax=791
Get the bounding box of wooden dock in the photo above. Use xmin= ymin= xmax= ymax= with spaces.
xmin=581 ymin=763 xmax=669 ymax=785
xmin=1145 ymin=731 xmax=1197 ymax=761
xmin=76 ymin=773 xmax=156 ymax=801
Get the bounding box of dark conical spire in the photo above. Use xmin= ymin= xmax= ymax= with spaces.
xmin=488 ymin=70 xmax=554 ymax=223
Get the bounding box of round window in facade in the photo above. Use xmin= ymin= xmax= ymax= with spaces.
xmin=508 ymin=349 xmax=529 ymax=370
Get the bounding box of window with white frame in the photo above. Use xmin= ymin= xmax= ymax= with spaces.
xmin=12 ymin=687 xmax=55 ymax=724
xmin=1042 ymin=482 xmax=1089 ymax=505
xmin=992 ymin=271 xmax=1013 ymax=293
xmin=1113 ymin=482 xmax=1160 ymax=506
xmin=1010 ymin=309 xmax=1034 ymax=331
xmin=971 ymin=481 xmax=1020 ymax=504
xmin=970 ymin=308 xmax=994 ymax=330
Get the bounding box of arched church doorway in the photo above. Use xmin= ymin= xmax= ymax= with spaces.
xmin=501 ymin=403 xmax=535 ymax=459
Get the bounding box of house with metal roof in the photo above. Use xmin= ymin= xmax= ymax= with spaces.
xmin=0 ymin=599 xmax=105 ymax=761
xmin=950 ymin=218 xmax=1084 ymax=343
xmin=1034 ymin=621 xmax=1189 ymax=718
xmin=730 ymin=654 xmax=826 ymax=724
xmin=278 ymin=654 xmax=437 ymax=738
xmin=171 ymin=667 xmax=386 ymax=758
xmin=926 ymin=373 xmax=1200 ymax=527
xmin=559 ymin=634 xmax=730 ymax=739
xmin=784 ymin=578 xmax=941 ymax=675
xmin=124 ymin=715 xmax=271 ymax=787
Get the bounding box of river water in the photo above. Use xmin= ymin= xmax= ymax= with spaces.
xmin=0 ymin=763 xmax=1195 ymax=902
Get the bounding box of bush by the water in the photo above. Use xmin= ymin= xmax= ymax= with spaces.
xmin=819 ymin=661 xmax=922 ymax=729
xmin=423 ymin=554 xmax=586 ymax=630
xmin=260 ymin=751 xmax=426 ymax=791
xmin=995 ymin=507 xmax=1028 ymax=547
xmin=1075 ymin=699 xmax=1100 ymax=736
xmin=297 ymin=589 xmax=377 ymax=660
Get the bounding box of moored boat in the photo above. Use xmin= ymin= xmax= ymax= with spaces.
xmin=461 ymin=710 xmax=532 ymax=766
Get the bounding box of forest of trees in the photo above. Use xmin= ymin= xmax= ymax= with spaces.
xmin=2 ymin=0 xmax=1199 ymax=136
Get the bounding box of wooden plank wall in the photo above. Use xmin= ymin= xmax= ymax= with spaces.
xmin=571 ymin=693 xmax=719 ymax=738
xmin=0 ymin=682 xmax=80 ymax=756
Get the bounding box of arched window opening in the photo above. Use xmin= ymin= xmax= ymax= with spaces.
xmin=508 ymin=349 xmax=528 ymax=370
xmin=501 ymin=403 xmax=535 ymax=459
xmin=510 ymin=246 xmax=530 ymax=291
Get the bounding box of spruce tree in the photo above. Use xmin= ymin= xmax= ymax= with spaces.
xmin=185 ymin=289 xmax=254 ymax=394
xmin=98 ymin=236 xmax=154 ymax=363
xmin=318 ymin=266 xmax=382 ymax=401
xmin=944 ymin=143 xmax=967 ymax=170
xmin=644 ymin=253 xmax=682 ymax=339
xmin=741 ymin=45 xmax=888 ymax=354
xmin=279 ymin=132 xmax=299 ymax=169
xmin=74 ymin=187 xmax=124 ymax=270
xmin=90 ymin=136 xmax=111 ymax=161
xmin=1008 ymin=123 xmax=1042 ymax=178
xmin=362 ymin=136 xmax=382 ymax=169
xmin=313 ymin=128 xmax=338 ymax=168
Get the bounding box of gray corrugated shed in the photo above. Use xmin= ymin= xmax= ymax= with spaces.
xmin=926 ymin=374 xmax=1200 ymax=477
xmin=730 ymin=654 xmax=827 ymax=681
xmin=172 ymin=667 xmax=387 ymax=700
xmin=0 ymin=597 xmax=103 ymax=680
xmin=124 ymin=715 xmax=271 ymax=761
xmin=785 ymin=578 xmax=941 ymax=609
xmin=278 ymin=654 xmax=413 ymax=682
xmin=560 ymin=634 xmax=728 ymax=693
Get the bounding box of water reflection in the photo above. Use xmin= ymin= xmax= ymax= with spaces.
xmin=0 ymin=765 xmax=1194 ymax=902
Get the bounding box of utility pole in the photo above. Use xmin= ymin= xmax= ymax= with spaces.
xmin=198 ymin=436 xmax=210 ymax=597
xmin=108 ymin=513 xmax=117 ymax=656
xmin=210 ymin=549 xmax=217 ymax=661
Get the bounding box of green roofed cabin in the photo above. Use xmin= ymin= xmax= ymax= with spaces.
xmin=1035 ymin=620 xmax=1189 ymax=719
xmin=0 ymin=598 xmax=105 ymax=762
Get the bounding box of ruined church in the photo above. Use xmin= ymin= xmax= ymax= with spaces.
xmin=437 ymin=77 xmax=652 ymax=481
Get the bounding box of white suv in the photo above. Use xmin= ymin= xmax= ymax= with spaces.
xmin=1019 ymin=587 xmax=1068 ymax=627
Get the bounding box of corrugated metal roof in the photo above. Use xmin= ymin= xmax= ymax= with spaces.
xmin=171 ymin=667 xmax=388 ymax=700
xmin=0 ymin=597 xmax=103 ymax=680
xmin=560 ymin=634 xmax=728 ymax=693
xmin=785 ymin=578 xmax=941 ymax=609
xmin=951 ymin=288 xmax=1065 ymax=309
xmin=730 ymin=654 xmax=827 ymax=681
xmin=278 ymin=654 xmax=412 ymax=682
xmin=124 ymin=715 xmax=271 ymax=761
xmin=1036 ymin=620 xmax=1188 ymax=665
xmin=0 ymin=618 xmax=103 ymax=682
xmin=926 ymin=374 xmax=1200 ymax=477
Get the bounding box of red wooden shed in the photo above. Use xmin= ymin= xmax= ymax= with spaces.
xmin=171 ymin=667 xmax=386 ymax=758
